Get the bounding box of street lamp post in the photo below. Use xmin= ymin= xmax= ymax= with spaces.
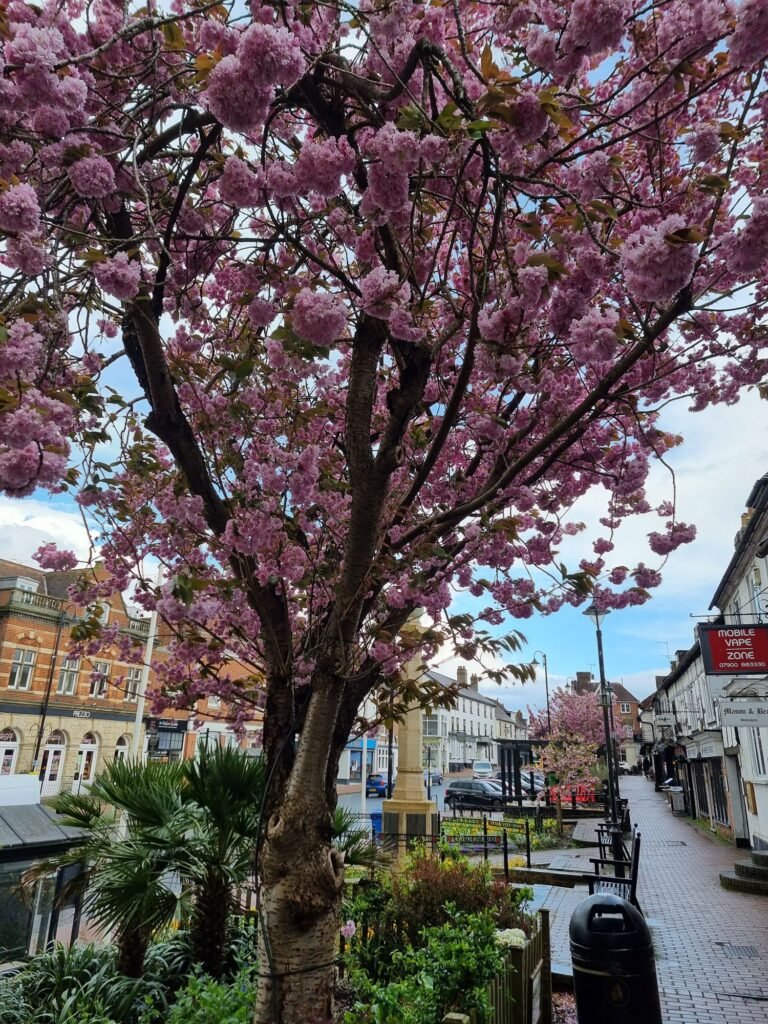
xmin=532 ymin=651 xmax=551 ymax=733
xmin=582 ymin=603 xmax=625 ymax=870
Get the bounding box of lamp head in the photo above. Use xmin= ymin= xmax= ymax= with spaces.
xmin=582 ymin=602 xmax=610 ymax=629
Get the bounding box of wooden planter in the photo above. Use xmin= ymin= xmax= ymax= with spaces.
xmin=443 ymin=910 xmax=552 ymax=1024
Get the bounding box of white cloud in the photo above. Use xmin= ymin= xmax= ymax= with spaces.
xmin=0 ymin=496 xmax=94 ymax=566
xmin=554 ymin=388 xmax=768 ymax=602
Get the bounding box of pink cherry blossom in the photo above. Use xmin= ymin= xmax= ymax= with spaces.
xmin=33 ymin=543 xmax=78 ymax=570
xmin=359 ymin=267 xmax=408 ymax=319
xmin=4 ymin=24 xmax=66 ymax=69
xmin=5 ymin=234 xmax=46 ymax=275
xmin=0 ymin=322 xmax=42 ymax=379
xmin=218 ymin=156 xmax=262 ymax=207
xmin=724 ymin=198 xmax=768 ymax=276
xmin=0 ymin=184 xmax=41 ymax=234
xmin=203 ymin=56 xmax=270 ymax=133
xmin=648 ymin=521 xmax=697 ymax=556
xmin=294 ymin=137 xmax=356 ymax=197
xmin=729 ymin=0 xmax=768 ymax=67
xmin=621 ymin=216 xmax=698 ymax=304
xmin=568 ymin=309 xmax=619 ymax=363
xmin=236 ymin=23 xmax=304 ymax=90
xmin=292 ymin=288 xmax=346 ymax=346
xmin=93 ymin=252 xmax=142 ymax=300
xmin=0 ymin=5 xmax=767 ymax=1014
xmin=248 ymin=297 xmax=276 ymax=328
xmin=67 ymin=156 xmax=116 ymax=199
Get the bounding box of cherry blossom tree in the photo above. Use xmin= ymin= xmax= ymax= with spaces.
xmin=2 ymin=1 xmax=768 ymax=1019
xmin=528 ymin=687 xmax=606 ymax=831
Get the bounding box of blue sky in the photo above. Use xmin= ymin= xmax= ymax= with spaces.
xmin=0 ymin=386 xmax=765 ymax=718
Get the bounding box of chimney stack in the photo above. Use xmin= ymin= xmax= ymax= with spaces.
xmin=456 ymin=666 xmax=468 ymax=688
xmin=469 ymin=673 xmax=479 ymax=691
xmin=572 ymin=671 xmax=595 ymax=695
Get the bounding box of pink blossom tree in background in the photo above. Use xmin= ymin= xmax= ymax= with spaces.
xmin=528 ymin=688 xmax=605 ymax=832
xmin=2 ymin=0 xmax=768 ymax=1019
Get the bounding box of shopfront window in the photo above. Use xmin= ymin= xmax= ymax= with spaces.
xmin=0 ymin=728 xmax=19 ymax=775
xmin=709 ymin=758 xmax=729 ymax=825
xmin=73 ymin=733 xmax=98 ymax=791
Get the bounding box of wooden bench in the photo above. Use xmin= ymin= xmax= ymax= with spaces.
xmin=586 ymin=827 xmax=641 ymax=910
xmin=594 ymin=820 xmax=631 ymax=861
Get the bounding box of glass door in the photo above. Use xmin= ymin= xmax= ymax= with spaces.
xmin=39 ymin=744 xmax=64 ymax=797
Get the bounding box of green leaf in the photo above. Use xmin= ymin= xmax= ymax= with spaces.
xmin=698 ymin=174 xmax=728 ymax=193
xmin=162 ymin=20 xmax=186 ymax=51
xmin=396 ymin=105 xmax=422 ymax=131
xmin=527 ymin=252 xmax=569 ymax=279
xmin=664 ymin=226 xmax=706 ymax=245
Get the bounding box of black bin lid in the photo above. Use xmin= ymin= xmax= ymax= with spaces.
xmin=570 ymin=894 xmax=652 ymax=951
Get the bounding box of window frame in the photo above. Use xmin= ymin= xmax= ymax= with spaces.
xmin=123 ymin=666 xmax=142 ymax=702
xmin=8 ymin=648 xmax=37 ymax=690
xmin=57 ymin=657 xmax=80 ymax=696
xmin=89 ymin=660 xmax=110 ymax=699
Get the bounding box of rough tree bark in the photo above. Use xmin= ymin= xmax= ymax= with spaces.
xmin=254 ymin=672 xmax=349 ymax=1024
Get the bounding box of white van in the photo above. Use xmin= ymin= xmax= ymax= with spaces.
xmin=472 ymin=759 xmax=493 ymax=779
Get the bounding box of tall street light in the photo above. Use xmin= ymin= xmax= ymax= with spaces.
xmin=582 ymin=603 xmax=624 ymax=869
xmin=532 ymin=651 xmax=551 ymax=734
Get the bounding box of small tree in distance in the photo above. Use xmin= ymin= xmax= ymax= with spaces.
xmin=528 ymin=688 xmax=605 ymax=832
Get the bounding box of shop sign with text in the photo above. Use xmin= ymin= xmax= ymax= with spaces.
xmin=720 ymin=700 xmax=768 ymax=728
xmin=699 ymin=624 xmax=768 ymax=675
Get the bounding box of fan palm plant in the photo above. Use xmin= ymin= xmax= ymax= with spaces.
xmin=178 ymin=744 xmax=265 ymax=975
xmin=35 ymin=759 xmax=191 ymax=977
xmin=35 ymin=748 xmax=266 ymax=979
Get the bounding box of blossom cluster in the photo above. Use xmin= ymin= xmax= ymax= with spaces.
xmin=203 ymin=22 xmax=303 ymax=133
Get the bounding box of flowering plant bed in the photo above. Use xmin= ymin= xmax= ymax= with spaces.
xmin=338 ymin=847 xmax=551 ymax=1023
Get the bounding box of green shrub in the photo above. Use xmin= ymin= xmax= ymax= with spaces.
xmin=342 ymin=851 xmax=534 ymax=985
xmin=0 ymin=976 xmax=33 ymax=1024
xmin=141 ymin=968 xmax=255 ymax=1024
xmin=7 ymin=943 xmax=164 ymax=1024
xmin=346 ymin=911 xmax=504 ymax=1024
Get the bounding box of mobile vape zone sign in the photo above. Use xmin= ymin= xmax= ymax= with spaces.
xmin=698 ymin=624 xmax=768 ymax=675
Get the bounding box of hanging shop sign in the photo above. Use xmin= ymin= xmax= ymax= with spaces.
xmin=719 ymin=700 xmax=768 ymax=728
xmin=698 ymin=623 xmax=768 ymax=675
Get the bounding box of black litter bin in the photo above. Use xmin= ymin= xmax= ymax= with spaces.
xmin=570 ymin=893 xmax=661 ymax=1024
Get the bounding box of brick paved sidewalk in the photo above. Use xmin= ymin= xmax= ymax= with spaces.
xmin=533 ymin=775 xmax=768 ymax=1023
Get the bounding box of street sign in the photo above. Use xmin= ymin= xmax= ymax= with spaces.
xmin=720 ymin=700 xmax=768 ymax=728
xmin=655 ymin=713 xmax=675 ymax=725
xmin=699 ymin=623 xmax=768 ymax=675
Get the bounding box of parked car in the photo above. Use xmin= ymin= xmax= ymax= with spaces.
xmin=444 ymin=780 xmax=505 ymax=812
xmin=365 ymin=773 xmax=388 ymax=797
xmin=424 ymin=769 xmax=443 ymax=785
xmin=471 ymin=759 xmax=494 ymax=779
xmin=618 ymin=761 xmax=633 ymax=775
xmin=490 ymin=771 xmax=545 ymax=797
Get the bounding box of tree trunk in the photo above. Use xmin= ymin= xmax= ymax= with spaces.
xmin=192 ymin=871 xmax=232 ymax=978
xmin=555 ymin=793 xmax=563 ymax=835
xmin=116 ymin=924 xmax=150 ymax=978
xmin=253 ymin=789 xmax=344 ymax=1024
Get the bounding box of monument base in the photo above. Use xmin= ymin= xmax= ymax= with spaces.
xmin=381 ymin=797 xmax=438 ymax=859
